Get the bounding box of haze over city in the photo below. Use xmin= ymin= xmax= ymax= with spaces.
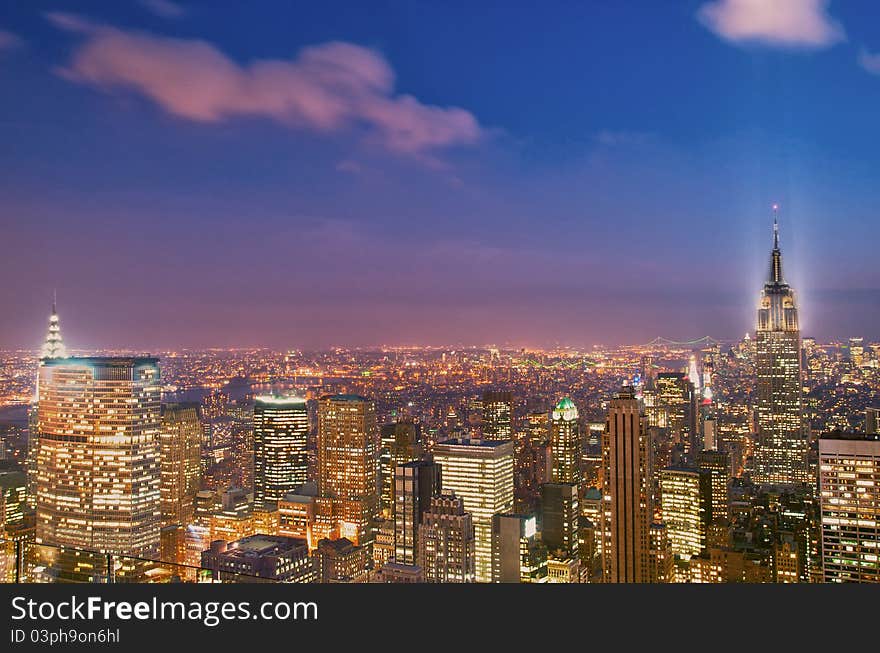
xmin=3 ymin=1 xmax=880 ymax=349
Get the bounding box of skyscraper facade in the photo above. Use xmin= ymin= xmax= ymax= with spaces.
xmin=491 ymin=513 xmax=547 ymax=583
xmin=418 ymin=493 xmax=476 ymax=583
xmin=433 ymin=438 xmax=514 ymax=582
xmin=659 ymin=467 xmax=712 ymax=560
xmin=317 ymin=394 xmax=379 ymax=547
xmin=159 ymin=402 xmax=202 ymax=528
xmin=482 ymin=391 xmax=513 ymax=441
xmin=379 ymin=420 xmax=423 ymax=518
xmin=550 ymin=397 xmax=580 ymax=485
xmin=819 ymin=431 xmax=880 ymax=583
xmin=253 ymin=396 xmax=309 ymax=510
xmin=601 ymin=387 xmax=653 ymax=583
xmin=393 ymin=460 xmax=441 ymax=565
xmin=754 ymin=218 xmax=806 ymax=486
xmin=696 ymin=449 xmax=731 ymax=524
xmin=36 ymin=357 xmax=162 ymax=558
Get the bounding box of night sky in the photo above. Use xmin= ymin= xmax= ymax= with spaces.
xmin=2 ymin=1 xmax=880 ymax=350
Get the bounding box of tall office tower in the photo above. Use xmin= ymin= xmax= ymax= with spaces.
xmin=418 ymin=493 xmax=476 ymax=583
xmin=515 ymin=411 xmax=551 ymax=513
xmin=36 ymin=357 xmax=161 ymax=558
xmin=819 ymin=431 xmax=880 ymax=582
xmin=849 ymin=337 xmax=864 ymax=367
xmin=394 ymin=460 xmax=441 ymax=565
xmin=540 ymin=482 xmax=579 ymax=560
xmin=317 ymin=395 xmax=379 ymax=547
xmin=492 ymin=513 xmax=547 ymax=583
xmin=695 ymin=449 xmax=731 ymax=524
xmin=601 ymin=387 xmax=653 ymax=583
xmin=641 ymin=354 xmax=657 ymax=390
xmin=754 ymin=215 xmax=805 ymax=486
xmin=433 ymin=438 xmax=514 ymax=582
xmin=550 ymin=397 xmax=581 ymax=485
xmin=482 ymin=391 xmax=513 ymax=441
xmin=253 ymin=396 xmax=309 ymax=510
xmin=159 ymin=403 xmax=202 ymax=528
xmin=379 ymin=420 xmax=423 ymax=518
xmin=654 ymin=372 xmax=697 ymax=455
xmin=659 ymin=467 xmax=712 ymax=560
xmin=865 ymin=408 xmax=880 ymax=435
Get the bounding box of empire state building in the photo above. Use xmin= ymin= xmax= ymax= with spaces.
xmin=753 ymin=213 xmax=806 ymax=486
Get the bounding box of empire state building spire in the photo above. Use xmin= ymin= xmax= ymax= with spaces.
xmin=40 ymin=292 xmax=67 ymax=359
xmin=768 ymin=204 xmax=784 ymax=285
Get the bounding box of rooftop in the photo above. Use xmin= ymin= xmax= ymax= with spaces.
xmin=40 ymin=356 xmax=159 ymax=367
xmin=319 ymin=393 xmax=370 ymax=402
xmin=435 ymin=437 xmax=513 ymax=448
xmin=819 ymin=430 xmax=880 ymax=442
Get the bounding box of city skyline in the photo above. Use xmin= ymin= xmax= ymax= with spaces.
xmin=4 ymin=2 xmax=880 ymax=349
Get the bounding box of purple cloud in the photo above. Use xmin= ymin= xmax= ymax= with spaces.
xmin=46 ymin=12 xmax=485 ymax=155
xmin=0 ymin=29 xmax=23 ymax=51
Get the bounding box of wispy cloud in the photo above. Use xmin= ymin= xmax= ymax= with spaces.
xmin=859 ymin=48 xmax=880 ymax=75
xmin=0 ymin=29 xmax=23 ymax=50
xmin=46 ymin=12 xmax=485 ymax=155
xmin=697 ymin=0 xmax=845 ymax=49
xmin=138 ymin=0 xmax=187 ymax=20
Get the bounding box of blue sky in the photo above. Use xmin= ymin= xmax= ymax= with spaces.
xmin=1 ymin=1 xmax=880 ymax=349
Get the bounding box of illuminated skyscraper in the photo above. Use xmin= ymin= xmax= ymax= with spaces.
xmin=540 ymin=481 xmax=580 ymax=579
xmin=659 ymin=467 xmax=712 ymax=560
xmin=482 ymin=391 xmax=513 ymax=441
xmin=601 ymin=387 xmax=653 ymax=583
xmin=418 ymin=493 xmax=475 ymax=583
xmin=159 ymin=403 xmax=202 ymax=527
xmin=393 ymin=460 xmax=441 ymax=565
xmin=317 ymin=394 xmax=379 ymax=547
xmin=754 ymin=215 xmax=806 ymax=486
xmin=653 ymin=372 xmax=697 ymax=455
xmin=550 ymin=397 xmax=581 ymax=485
xmin=696 ymin=449 xmax=730 ymax=524
xmin=433 ymin=438 xmax=514 ymax=582
xmin=379 ymin=420 xmax=423 ymax=518
xmin=849 ymin=337 xmax=864 ymax=367
xmin=36 ymin=357 xmax=162 ymax=558
xmin=819 ymin=431 xmax=880 ymax=583
xmin=492 ymin=513 xmax=547 ymax=583
xmin=253 ymin=396 xmax=309 ymax=510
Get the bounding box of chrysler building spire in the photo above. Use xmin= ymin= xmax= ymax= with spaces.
xmin=40 ymin=292 xmax=67 ymax=359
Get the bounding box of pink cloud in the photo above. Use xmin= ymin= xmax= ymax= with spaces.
xmin=46 ymin=12 xmax=484 ymax=154
xmin=697 ymin=0 xmax=845 ymax=49
xmin=0 ymin=29 xmax=23 ymax=50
